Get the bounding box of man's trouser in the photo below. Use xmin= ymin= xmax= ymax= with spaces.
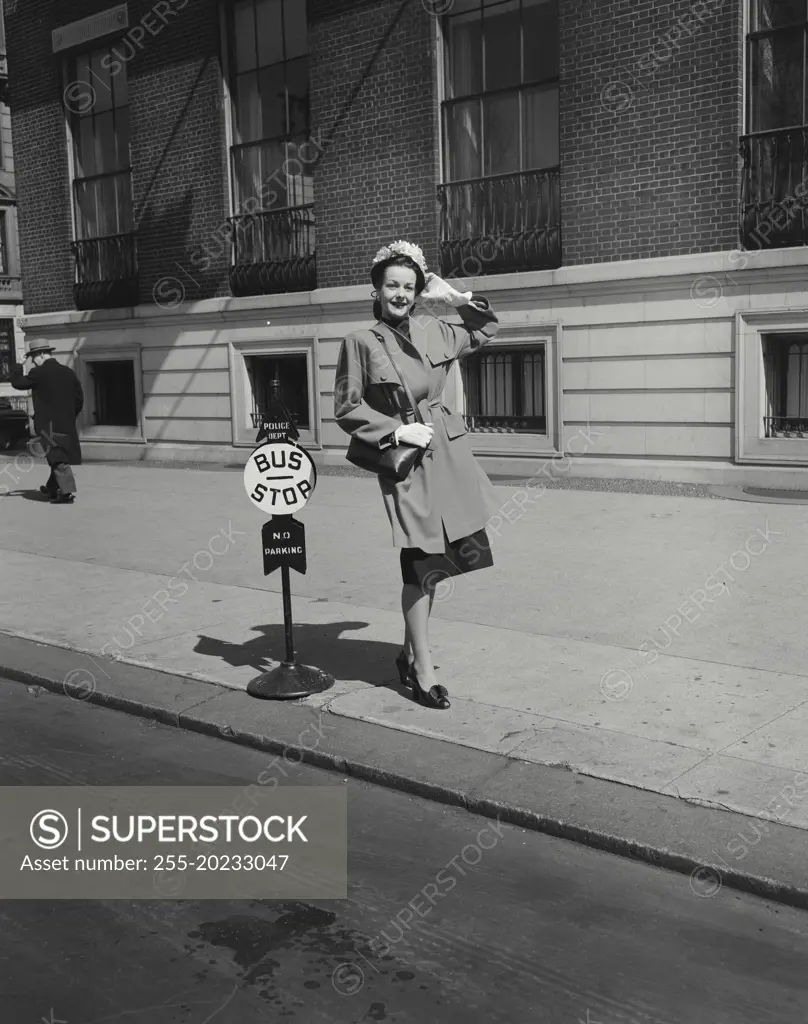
xmin=44 ymin=442 xmax=77 ymax=496
xmin=44 ymin=464 xmax=77 ymax=496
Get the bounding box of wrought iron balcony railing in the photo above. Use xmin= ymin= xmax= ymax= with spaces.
xmin=740 ymin=127 xmax=808 ymax=250
xmin=72 ymin=233 xmax=139 ymax=310
xmin=764 ymin=416 xmax=808 ymax=438
xmin=229 ymin=205 xmax=317 ymax=296
xmin=437 ymin=167 xmax=561 ymax=278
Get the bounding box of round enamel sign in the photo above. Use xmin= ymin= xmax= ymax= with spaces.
xmin=244 ymin=441 xmax=317 ymax=515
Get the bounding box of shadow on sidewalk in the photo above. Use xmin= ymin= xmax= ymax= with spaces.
xmin=194 ymin=621 xmax=417 ymax=692
xmin=0 ymin=489 xmax=51 ymax=502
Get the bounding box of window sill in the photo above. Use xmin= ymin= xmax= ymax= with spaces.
xmin=468 ymin=431 xmax=560 ymax=457
xmin=80 ymin=426 xmax=144 ymax=442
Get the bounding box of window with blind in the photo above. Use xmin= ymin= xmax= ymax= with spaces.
xmin=741 ymin=1 xmax=808 ymax=248
xmin=226 ymin=0 xmax=315 ymax=293
xmin=443 ymin=0 xmax=559 ymax=182
xmin=438 ymin=0 xmax=561 ymax=276
xmin=66 ymin=46 xmax=137 ymax=308
xmin=748 ymin=0 xmax=807 ymax=132
xmin=228 ymin=0 xmax=311 ymax=213
xmin=68 ymin=48 xmax=133 ymax=241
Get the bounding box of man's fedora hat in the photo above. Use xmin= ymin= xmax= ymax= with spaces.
xmin=27 ymin=340 xmax=55 ymax=356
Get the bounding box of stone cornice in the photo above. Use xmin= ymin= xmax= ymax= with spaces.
xmin=19 ymin=247 xmax=808 ymax=332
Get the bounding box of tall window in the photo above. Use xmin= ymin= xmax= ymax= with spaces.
xmin=228 ymin=0 xmax=311 ymax=212
xmin=443 ymin=0 xmax=558 ymax=182
xmin=742 ymin=2 xmax=808 ymax=250
xmin=68 ymin=47 xmax=133 ymax=241
xmin=748 ymin=0 xmax=808 ymax=132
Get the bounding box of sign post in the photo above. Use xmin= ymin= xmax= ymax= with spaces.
xmin=243 ymin=392 xmax=333 ymax=700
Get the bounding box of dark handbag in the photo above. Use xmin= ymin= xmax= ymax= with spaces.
xmin=345 ymin=329 xmax=427 ymax=482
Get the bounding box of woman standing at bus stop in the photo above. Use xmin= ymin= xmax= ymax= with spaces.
xmin=334 ymin=241 xmax=499 ymax=710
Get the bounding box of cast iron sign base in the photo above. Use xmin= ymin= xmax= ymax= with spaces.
xmin=247 ymin=661 xmax=335 ymax=701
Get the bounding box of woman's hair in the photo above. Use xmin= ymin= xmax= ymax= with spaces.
xmin=371 ymin=255 xmax=426 ymax=321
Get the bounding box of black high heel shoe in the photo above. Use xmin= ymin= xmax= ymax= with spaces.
xmin=395 ymin=649 xmax=412 ymax=688
xmin=409 ymin=666 xmax=450 ymax=710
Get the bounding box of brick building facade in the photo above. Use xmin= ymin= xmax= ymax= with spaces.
xmin=0 ymin=0 xmax=27 ymax=443
xmin=4 ymin=0 xmax=808 ymax=484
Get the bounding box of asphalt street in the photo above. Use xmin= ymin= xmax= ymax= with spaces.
xmin=1 ymin=677 xmax=808 ymax=1024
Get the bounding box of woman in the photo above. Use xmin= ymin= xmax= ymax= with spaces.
xmin=334 ymin=240 xmax=500 ymax=710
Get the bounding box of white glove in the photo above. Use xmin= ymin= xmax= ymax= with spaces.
xmin=419 ymin=272 xmax=472 ymax=308
xmin=395 ymin=422 xmax=434 ymax=448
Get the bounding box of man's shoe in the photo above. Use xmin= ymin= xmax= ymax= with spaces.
xmin=39 ymin=486 xmax=56 ymax=497
xmin=50 ymin=494 xmax=75 ymax=504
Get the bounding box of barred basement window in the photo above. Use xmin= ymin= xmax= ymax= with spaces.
xmin=87 ymin=359 xmax=137 ymax=427
xmin=461 ymin=344 xmax=546 ymax=432
xmin=246 ymin=353 xmax=310 ymax=431
xmin=763 ymin=333 xmax=808 ymax=437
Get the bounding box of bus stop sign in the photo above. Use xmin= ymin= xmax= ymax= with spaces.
xmin=244 ymin=441 xmax=317 ymax=515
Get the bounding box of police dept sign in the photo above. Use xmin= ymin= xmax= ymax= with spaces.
xmin=244 ymin=441 xmax=317 ymax=514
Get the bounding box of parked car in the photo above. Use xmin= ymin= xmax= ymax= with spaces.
xmin=0 ymin=395 xmax=31 ymax=450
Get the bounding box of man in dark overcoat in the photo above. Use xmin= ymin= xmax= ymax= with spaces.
xmin=10 ymin=340 xmax=84 ymax=504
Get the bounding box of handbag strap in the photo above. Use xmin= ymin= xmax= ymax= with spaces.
xmin=369 ymin=328 xmax=425 ymax=425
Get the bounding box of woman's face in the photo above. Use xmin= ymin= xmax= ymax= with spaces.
xmin=378 ymin=265 xmax=418 ymax=321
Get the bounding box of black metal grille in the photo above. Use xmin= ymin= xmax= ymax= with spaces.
xmin=763 ymin=334 xmax=808 ymax=436
xmin=72 ymin=233 xmax=138 ymax=310
xmin=739 ymin=127 xmax=808 ymax=249
xmin=246 ymin=355 xmax=310 ymax=431
xmin=462 ymin=346 xmax=546 ymax=432
xmin=229 ymin=206 xmax=316 ymax=296
xmin=438 ymin=168 xmax=560 ymax=278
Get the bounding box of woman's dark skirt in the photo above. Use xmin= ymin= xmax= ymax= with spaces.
xmin=400 ymin=527 xmax=493 ymax=590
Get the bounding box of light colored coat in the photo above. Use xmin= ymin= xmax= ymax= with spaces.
xmin=334 ymin=298 xmax=501 ymax=554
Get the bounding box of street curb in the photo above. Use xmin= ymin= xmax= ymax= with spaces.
xmin=2 ymin=632 xmax=807 ymax=912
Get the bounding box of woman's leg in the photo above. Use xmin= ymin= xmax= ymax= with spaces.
xmin=402 ymin=586 xmax=436 ymax=664
xmin=401 ymin=583 xmax=439 ymax=691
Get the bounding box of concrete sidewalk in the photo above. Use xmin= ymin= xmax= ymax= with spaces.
xmin=1 ymin=458 xmax=808 ymax=838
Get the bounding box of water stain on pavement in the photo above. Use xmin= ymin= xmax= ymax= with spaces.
xmin=187 ymin=901 xmax=431 ymax=1019
xmin=189 ymin=903 xmax=336 ymax=983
